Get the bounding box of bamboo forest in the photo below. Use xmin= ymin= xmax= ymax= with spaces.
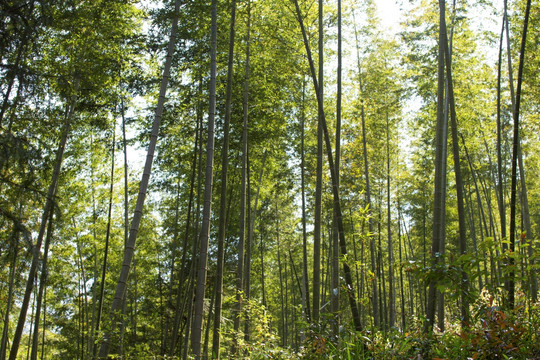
xmin=1 ymin=0 xmax=539 ymax=358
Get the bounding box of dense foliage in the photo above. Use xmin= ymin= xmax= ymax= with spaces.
xmin=0 ymin=0 xmax=538 ymax=359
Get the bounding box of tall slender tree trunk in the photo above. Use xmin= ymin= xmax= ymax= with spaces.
xmin=118 ymin=94 xmax=130 ymax=358
xmin=190 ymin=0 xmax=218 ymax=356
xmin=352 ymin=11 xmax=379 ymax=328
xmin=330 ymin=0 xmax=342 ymax=335
xmin=245 ymin=150 xmax=267 ymax=342
xmin=30 ymin=209 xmax=55 ymax=360
xmin=439 ymin=0 xmax=469 ymax=327
xmin=98 ymin=1 xmax=181 ymax=356
xmin=169 ymin=79 xmax=203 ymax=356
xmin=362 ymin=103 xmax=379 ymax=329
xmin=424 ymin=3 xmax=447 ymax=332
xmin=300 ymin=79 xmax=312 ymax=324
xmin=212 ymin=1 xmax=237 ymax=357
xmin=275 ymin=197 xmax=286 ymax=347
xmin=182 ymin=96 xmax=205 ymax=359
xmin=9 ymin=81 xmax=79 ymax=360
xmin=292 ymin=0 xmax=362 ymax=332
xmin=312 ymin=0 xmax=324 ymax=329
xmin=93 ymin=122 xmax=116 ymax=358
xmin=508 ymin=0 xmax=531 ymax=310
xmin=496 ymin=9 xmax=508 ymax=294
xmin=386 ymin=113 xmax=395 ymax=329
xmin=232 ymin=3 xmax=251 ymax=353
xmin=397 ymin=202 xmax=406 ymax=330
xmin=503 ymin=4 xmax=536 ymax=304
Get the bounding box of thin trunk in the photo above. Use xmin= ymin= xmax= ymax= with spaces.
xmin=352 ymin=9 xmax=379 ymax=327
xmin=9 ymin=81 xmax=78 ymax=360
xmin=462 ymin=136 xmax=484 ymax=289
xmin=183 ymin=93 xmax=205 ymax=359
xmin=212 ymin=1 xmax=237 ymax=357
xmin=202 ymin=285 xmax=213 ymax=360
xmin=361 ymin=104 xmax=379 ymax=330
xmin=30 ymin=209 xmax=55 ymax=360
xmin=170 ymin=88 xmax=202 ymax=356
xmin=98 ymin=1 xmax=181 ymax=355
xmin=300 ymin=78 xmax=310 ymax=320
xmin=312 ymin=0 xmax=324 ymax=328
xmin=424 ymin=2 xmax=447 ymax=332
xmin=378 ymin=203 xmax=388 ymax=330
xmin=397 ymin=203 xmax=406 ymax=331
xmin=330 ymin=0 xmax=342 ymax=335
xmin=0 ymin=231 xmax=19 ymax=360
xmin=190 ymin=0 xmax=218 ymax=355
xmin=508 ymin=0 xmax=531 ymax=309
xmin=260 ymin=232 xmax=267 ymax=307
xmin=275 ymin=198 xmax=286 ymax=347
xmin=73 ymin=221 xmax=90 ymax=360
xmin=232 ymin=2 xmax=251 ymax=354
xmin=118 ymin=93 xmax=129 ymax=358
xmin=503 ymin=3 xmax=536 ymax=304
xmin=163 ymin=181 xmax=182 ymax=356
xmin=26 ymin=278 xmax=36 ymax=360
xmin=300 ymin=81 xmax=311 ymax=325
xmin=245 ymin=150 xmax=267 ymax=341
xmin=439 ymin=0 xmax=469 ymax=326
xmin=386 ymin=113 xmax=395 ymax=329
xmin=496 ymin=7 xmax=508 ymax=301
xmin=94 ymin=123 xmax=116 ymax=356
xmin=244 ymin=157 xmax=252 ymax=341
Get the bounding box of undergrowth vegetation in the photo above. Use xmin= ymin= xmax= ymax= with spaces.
xmin=221 ymin=293 xmax=540 ymax=360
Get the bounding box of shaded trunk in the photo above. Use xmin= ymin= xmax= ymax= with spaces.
xmin=190 ymin=0 xmax=218 ymax=355
xmin=508 ymin=0 xmax=531 ymax=309
xmin=232 ymin=2 xmax=251 ymax=354
xmin=212 ymin=1 xmax=237 ymax=357
xmin=424 ymin=3 xmax=447 ymax=332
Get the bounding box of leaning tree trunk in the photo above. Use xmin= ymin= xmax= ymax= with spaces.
xmin=97 ymin=1 xmax=181 ymax=357
xmin=9 ymin=80 xmax=78 ymax=360
xmin=292 ymin=0 xmax=362 ymax=332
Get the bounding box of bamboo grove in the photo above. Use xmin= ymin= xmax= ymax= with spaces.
xmin=0 ymin=0 xmax=539 ymax=358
